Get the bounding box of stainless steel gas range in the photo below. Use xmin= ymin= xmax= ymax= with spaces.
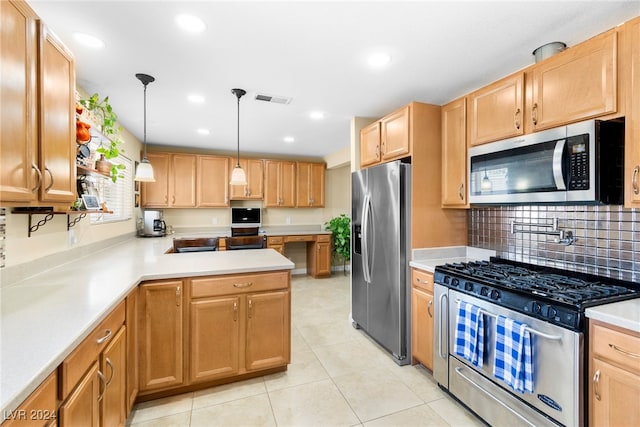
xmin=433 ymin=258 xmax=639 ymax=427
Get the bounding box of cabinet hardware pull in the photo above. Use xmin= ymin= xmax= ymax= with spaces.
xmin=233 ymin=301 xmax=238 ymax=321
xmin=381 ymin=141 xmax=386 ymax=155
xmin=44 ymin=167 xmax=54 ymax=192
xmin=458 ymin=183 xmax=464 ymax=201
xmin=97 ymin=370 xmax=107 ymax=402
xmin=248 ymin=299 xmax=253 ymax=318
xmin=593 ymin=369 xmax=601 ymax=401
xmin=633 ymin=166 xmax=639 ymax=195
xmin=105 ymin=357 xmax=114 ymax=386
xmin=427 ymin=300 xmax=433 ymax=318
xmin=172 ymin=195 xmax=175 ymax=204
xmin=233 ymin=282 xmax=253 ymax=288
xmin=96 ymin=329 xmax=112 ymax=344
xmin=176 ymin=286 xmax=181 ymax=306
xmin=532 ymin=103 xmax=538 ymax=125
xmin=31 ymin=163 xmax=43 ymax=192
xmin=514 ymin=108 xmax=521 ymax=130
xmin=609 ymin=343 xmax=640 ymax=359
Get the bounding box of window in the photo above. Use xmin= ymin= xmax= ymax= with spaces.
xmin=90 ymin=154 xmax=133 ymax=224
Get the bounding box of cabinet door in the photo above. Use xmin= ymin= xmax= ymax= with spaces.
xmin=315 ymin=241 xmax=331 ymax=277
xmin=360 ymin=121 xmax=381 ymax=168
xmin=441 ymin=98 xmax=468 ymax=207
xmin=139 ymin=280 xmax=184 ymax=392
xmin=411 ymin=287 xmax=434 ymax=370
xmin=381 ymin=105 xmax=410 ymax=161
xmin=2 ymin=371 xmax=57 ymax=427
xmin=140 ymin=153 xmax=170 ymax=207
xmin=469 ymin=73 xmax=524 ymax=146
xmin=38 ymin=23 xmax=76 ymax=204
xmin=590 ymin=358 xmax=640 ymax=427
xmin=245 ymin=290 xmax=290 ymax=371
xmin=264 ymin=160 xmax=295 ymax=207
xmin=309 ymin=163 xmax=325 ymax=207
xmin=101 ymin=327 xmax=126 ymax=427
xmin=0 ymin=0 xmax=38 ymax=203
xmin=59 ymin=362 xmax=100 ymax=427
xmin=279 ymin=161 xmax=296 ymax=207
xmin=296 ymin=162 xmax=325 ymax=208
xmin=625 ymin=17 xmax=640 ymax=208
xmin=197 ymin=155 xmax=229 ymax=207
xmin=263 ymin=160 xmax=280 ymax=207
xmin=190 ymin=296 xmax=240 ymax=382
xmin=229 ymin=159 xmax=263 ymax=200
xmin=531 ymin=30 xmax=617 ymax=130
xmin=170 ymin=154 xmax=197 ymax=207
xmin=125 ymin=287 xmax=138 ymax=415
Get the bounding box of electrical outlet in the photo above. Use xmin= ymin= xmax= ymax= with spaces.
xmin=285 ymin=216 xmax=291 ymax=224
xmin=212 ymin=216 xmax=218 ymax=225
xmin=68 ymin=229 xmax=77 ymax=246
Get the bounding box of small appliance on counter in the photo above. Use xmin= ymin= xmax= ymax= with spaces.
xmin=138 ymin=209 xmax=167 ymax=237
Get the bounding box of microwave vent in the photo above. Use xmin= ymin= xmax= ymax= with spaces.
xmin=254 ymin=93 xmax=292 ymax=105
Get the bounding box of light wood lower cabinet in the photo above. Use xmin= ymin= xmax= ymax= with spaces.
xmin=2 ymin=371 xmax=57 ymax=427
xmin=589 ymin=320 xmax=640 ymax=427
xmin=138 ymin=280 xmax=184 ymax=394
xmin=100 ymin=327 xmax=126 ymax=427
xmin=59 ymin=363 xmax=100 ymax=427
xmin=307 ymin=234 xmax=331 ymax=278
xmin=410 ymin=268 xmax=434 ymax=370
xmin=124 ymin=288 xmax=138 ymax=415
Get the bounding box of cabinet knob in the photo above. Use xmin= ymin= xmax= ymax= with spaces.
xmin=633 ymin=166 xmax=639 ymax=195
xmin=458 ymin=183 xmax=464 ymax=201
xmin=31 ymin=163 xmax=43 ymax=193
xmin=514 ymin=108 xmax=521 ymax=130
xmin=532 ymin=103 xmax=538 ymax=125
xmin=593 ymin=370 xmax=601 ymax=401
xmin=97 ymin=370 xmax=107 ymax=402
xmin=44 ymin=167 xmax=54 ymax=192
xmin=427 ymin=300 xmax=433 ymax=318
xmin=248 ymin=299 xmax=253 ymax=318
xmin=233 ymin=301 xmax=238 ymax=321
xmin=96 ymin=329 xmax=112 ymax=344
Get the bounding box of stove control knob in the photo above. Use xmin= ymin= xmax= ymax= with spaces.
xmin=480 ymin=287 xmax=490 ymax=297
xmin=490 ymin=289 xmax=501 ymax=300
xmin=530 ymin=301 xmax=542 ymax=314
xmin=444 ymin=276 xmax=451 ymax=285
xmin=542 ymin=305 xmax=557 ymax=319
xmin=451 ymin=278 xmax=460 ymax=288
xmin=465 ymin=282 xmax=474 ymax=291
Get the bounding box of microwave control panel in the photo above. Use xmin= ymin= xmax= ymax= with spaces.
xmin=566 ymin=134 xmax=590 ymax=190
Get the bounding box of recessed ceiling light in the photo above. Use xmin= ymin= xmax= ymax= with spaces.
xmin=284 ymin=136 xmax=295 ymax=143
xmin=73 ymin=32 xmax=105 ymax=49
xmin=197 ymin=128 xmax=210 ymax=135
xmin=187 ymin=94 xmax=205 ymax=103
xmin=309 ymin=111 xmax=324 ymax=120
xmin=175 ymin=14 xmax=206 ymax=33
xmin=368 ymin=52 xmax=392 ymax=68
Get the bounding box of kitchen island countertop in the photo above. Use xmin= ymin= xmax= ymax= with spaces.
xmin=585 ymin=299 xmax=640 ymax=333
xmin=0 ymin=237 xmax=294 ymax=421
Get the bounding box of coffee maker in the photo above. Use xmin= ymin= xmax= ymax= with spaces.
xmin=138 ymin=210 xmax=166 ymax=237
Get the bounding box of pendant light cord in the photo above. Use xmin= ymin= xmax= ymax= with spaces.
xmin=236 ymin=94 xmax=240 ymax=167
xmin=143 ymin=82 xmax=148 ymax=159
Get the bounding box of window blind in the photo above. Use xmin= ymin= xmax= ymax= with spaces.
xmin=91 ymin=154 xmax=133 ymax=224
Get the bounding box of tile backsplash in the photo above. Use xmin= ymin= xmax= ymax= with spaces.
xmin=469 ymin=205 xmax=640 ymax=282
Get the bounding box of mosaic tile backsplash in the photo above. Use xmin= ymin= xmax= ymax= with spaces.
xmin=469 ymin=205 xmax=640 ymax=282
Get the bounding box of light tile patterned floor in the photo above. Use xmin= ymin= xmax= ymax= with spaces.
xmin=127 ymin=274 xmax=485 ymax=427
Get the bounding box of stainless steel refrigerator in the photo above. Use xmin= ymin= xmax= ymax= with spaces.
xmin=351 ymin=161 xmax=411 ymax=366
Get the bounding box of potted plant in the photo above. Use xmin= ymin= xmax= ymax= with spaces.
xmin=324 ymin=214 xmax=351 ymax=275
xmin=79 ymin=93 xmax=126 ymax=183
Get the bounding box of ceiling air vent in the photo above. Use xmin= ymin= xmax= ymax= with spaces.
xmin=254 ymin=93 xmax=292 ymax=105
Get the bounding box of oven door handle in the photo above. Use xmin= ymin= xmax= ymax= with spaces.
xmin=552 ymin=139 xmax=566 ymax=190
xmin=454 ymin=366 xmax=536 ymax=427
xmin=438 ymin=292 xmax=448 ymax=359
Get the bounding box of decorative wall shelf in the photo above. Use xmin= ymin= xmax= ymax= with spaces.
xmin=77 ymin=164 xmax=110 ymax=179
xmin=11 ymin=207 xmax=113 ymax=237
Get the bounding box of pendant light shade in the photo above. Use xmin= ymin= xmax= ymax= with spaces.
xmin=134 ymin=73 xmax=156 ymax=182
xmin=230 ymin=88 xmax=247 ymax=186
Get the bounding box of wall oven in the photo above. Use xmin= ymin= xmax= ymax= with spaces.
xmin=433 ymin=258 xmax=639 ymax=427
xmin=468 ymin=119 xmax=624 ymax=205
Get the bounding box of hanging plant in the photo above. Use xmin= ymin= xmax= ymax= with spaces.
xmin=324 ymin=214 xmax=351 ymax=274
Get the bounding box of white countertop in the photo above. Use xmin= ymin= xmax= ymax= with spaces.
xmin=586 ymin=299 xmax=640 ymax=333
xmin=409 ymin=246 xmax=496 ymax=273
xmin=0 ymin=237 xmax=294 ymax=421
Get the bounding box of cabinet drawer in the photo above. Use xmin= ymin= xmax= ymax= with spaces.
xmin=60 ymin=301 xmax=125 ymax=399
xmin=191 ymin=271 xmax=290 ymax=298
xmin=316 ymin=234 xmax=331 ymax=243
xmin=591 ymin=322 xmax=640 ymax=374
xmin=411 ymin=268 xmax=433 ymax=293
xmin=284 ymin=235 xmax=314 ymax=243
xmin=267 ymin=236 xmax=284 ymax=245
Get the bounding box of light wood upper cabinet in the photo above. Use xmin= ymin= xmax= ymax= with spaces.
xmin=138 ymin=280 xmax=185 ymax=394
xmin=360 ymin=121 xmax=381 ymax=167
xmin=197 ymin=155 xmax=230 ymax=207
xmin=264 ymin=160 xmax=296 ymax=207
xmin=624 ymin=17 xmax=640 ymax=208
xmin=381 ymin=105 xmax=411 ymax=161
xmin=296 ymin=162 xmax=325 ymax=208
xmin=469 ymin=72 xmax=524 ymax=146
xmin=141 ymin=153 xmax=196 ymax=208
xmin=1 ymin=0 xmax=76 ymax=206
xmin=529 ymin=29 xmax=617 ymax=131
xmin=441 ymin=97 xmax=468 ymax=208
xmin=229 ymin=158 xmax=264 ymax=200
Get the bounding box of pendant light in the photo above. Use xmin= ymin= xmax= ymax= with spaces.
xmin=134 ymin=73 xmax=156 ymax=182
xmin=481 ymin=169 xmax=492 ymax=191
xmin=230 ymin=88 xmax=247 ymax=185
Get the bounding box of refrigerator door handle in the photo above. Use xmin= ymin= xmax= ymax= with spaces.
xmin=361 ymin=193 xmax=372 ymax=283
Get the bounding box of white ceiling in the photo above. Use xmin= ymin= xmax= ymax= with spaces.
xmin=30 ymin=1 xmax=640 ymax=160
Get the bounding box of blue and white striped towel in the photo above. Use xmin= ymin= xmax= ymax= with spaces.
xmin=454 ymin=302 xmax=484 ymax=368
xmin=493 ymin=315 xmax=534 ymax=394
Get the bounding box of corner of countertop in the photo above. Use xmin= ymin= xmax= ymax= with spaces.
xmin=410 ymin=246 xmax=496 ymax=273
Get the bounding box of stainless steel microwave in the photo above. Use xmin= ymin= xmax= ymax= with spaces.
xmin=468 ymin=119 xmax=624 ymax=204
